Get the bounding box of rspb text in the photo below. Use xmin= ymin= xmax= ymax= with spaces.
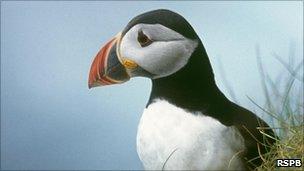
xmin=276 ymin=159 xmax=302 ymax=167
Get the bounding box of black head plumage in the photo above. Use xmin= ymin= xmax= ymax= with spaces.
xmin=122 ymin=9 xmax=198 ymax=40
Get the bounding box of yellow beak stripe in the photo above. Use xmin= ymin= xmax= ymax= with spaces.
xmin=122 ymin=59 xmax=138 ymax=69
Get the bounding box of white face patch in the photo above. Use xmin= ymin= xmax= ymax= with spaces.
xmin=120 ymin=24 xmax=198 ymax=78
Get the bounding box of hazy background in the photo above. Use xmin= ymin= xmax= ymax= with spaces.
xmin=1 ymin=1 xmax=303 ymax=170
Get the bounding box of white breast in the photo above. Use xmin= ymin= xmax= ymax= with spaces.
xmin=136 ymin=99 xmax=246 ymax=170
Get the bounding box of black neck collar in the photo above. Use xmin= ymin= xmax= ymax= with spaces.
xmin=147 ymin=43 xmax=234 ymax=125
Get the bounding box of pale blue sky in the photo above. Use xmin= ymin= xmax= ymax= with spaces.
xmin=1 ymin=1 xmax=303 ymax=170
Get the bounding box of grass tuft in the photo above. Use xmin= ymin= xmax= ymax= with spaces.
xmin=218 ymin=44 xmax=303 ymax=170
xmin=254 ymin=45 xmax=303 ymax=170
xmin=257 ymin=125 xmax=303 ymax=170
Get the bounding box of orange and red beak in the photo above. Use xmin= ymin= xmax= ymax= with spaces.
xmin=88 ymin=33 xmax=130 ymax=88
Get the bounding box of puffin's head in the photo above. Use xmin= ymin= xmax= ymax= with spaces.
xmin=88 ymin=9 xmax=199 ymax=88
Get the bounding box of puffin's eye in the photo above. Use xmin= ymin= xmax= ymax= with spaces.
xmin=137 ymin=30 xmax=152 ymax=47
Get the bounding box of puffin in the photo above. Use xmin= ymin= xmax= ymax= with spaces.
xmin=88 ymin=9 xmax=276 ymax=170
